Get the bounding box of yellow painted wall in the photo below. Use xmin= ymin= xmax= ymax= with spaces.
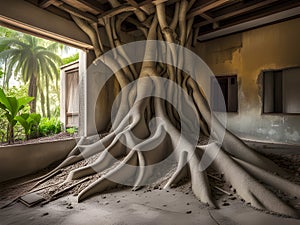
xmin=195 ymin=17 xmax=300 ymax=144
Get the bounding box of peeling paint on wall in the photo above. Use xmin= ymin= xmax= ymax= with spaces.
xmin=195 ymin=18 xmax=300 ymax=144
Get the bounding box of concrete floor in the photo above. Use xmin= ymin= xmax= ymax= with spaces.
xmin=0 ymin=142 xmax=300 ymax=225
xmin=0 ymin=188 xmax=299 ymax=225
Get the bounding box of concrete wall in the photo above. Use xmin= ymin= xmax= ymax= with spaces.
xmin=195 ymin=17 xmax=300 ymax=144
xmin=0 ymin=139 xmax=76 ymax=182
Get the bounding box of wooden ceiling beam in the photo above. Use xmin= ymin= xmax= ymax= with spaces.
xmin=97 ymin=0 xmax=158 ymax=21
xmin=76 ymin=0 xmax=104 ymax=14
xmin=187 ymin=0 xmax=232 ymax=19
xmin=47 ymin=0 xmax=180 ymax=25
xmin=200 ymin=13 xmax=214 ymax=23
xmin=193 ymin=0 xmax=280 ymax=28
xmin=52 ymin=0 xmax=98 ymax=23
xmin=39 ymin=0 xmax=58 ymax=8
xmin=197 ymin=6 xmax=300 ymax=41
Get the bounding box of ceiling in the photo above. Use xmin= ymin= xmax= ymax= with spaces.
xmin=26 ymin=0 xmax=300 ymax=41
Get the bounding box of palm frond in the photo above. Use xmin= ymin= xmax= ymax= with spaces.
xmin=0 ymin=37 xmax=28 ymax=49
xmin=37 ymin=50 xmax=62 ymax=65
xmin=0 ymin=49 xmax=22 ymax=60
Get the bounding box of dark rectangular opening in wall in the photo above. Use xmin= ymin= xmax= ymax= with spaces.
xmin=263 ymin=67 xmax=300 ymax=114
xmin=211 ymin=75 xmax=238 ymax=112
xmin=263 ymin=71 xmax=282 ymax=113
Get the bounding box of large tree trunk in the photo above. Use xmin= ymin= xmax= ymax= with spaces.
xmin=45 ymin=77 xmax=51 ymax=118
xmin=28 ymin=74 xmax=37 ymax=113
xmin=39 ymin=88 xmax=46 ymax=117
xmin=21 ymin=0 xmax=300 ymax=219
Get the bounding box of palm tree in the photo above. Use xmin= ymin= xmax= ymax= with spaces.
xmin=0 ymin=27 xmax=22 ymax=89
xmin=0 ymin=34 xmax=62 ymax=113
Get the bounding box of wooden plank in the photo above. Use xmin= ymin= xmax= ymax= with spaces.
xmin=213 ymin=186 xmax=232 ymax=196
xmin=39 ymin=0 xmax=58 ymax=8
xmin=97 ymin=0 xmax=174 ymax=21
xmin=208 ymin=173 xmax=223 ymax=182
xmin=19 ymin=193 xmax=45 ymax=207
xmin=101 ymin=0 xmax=177 ymax=19
xmin=194 ymin=0 xmax=280 ymax=28
xmin=197 ymin=6 xmax=300 ymax=41
xmin=73 ymin=0 xmax=104 ymax=14
xmin=188 ymin=0 xmax=232 ymax=18
xmin=200 ymin=13 xmax=214 ymax=23
xmin=52 ymin=1 xmax=98 ymax=23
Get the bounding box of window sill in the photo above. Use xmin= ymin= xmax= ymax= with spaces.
xmin=262 ymin=113 xmax=300 ymax=116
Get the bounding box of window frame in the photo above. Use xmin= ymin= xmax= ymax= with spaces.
xmin=262 ymin=67 xmax=300 ymax=115
xmin=211 ymin=74 xmax=239 ymax=113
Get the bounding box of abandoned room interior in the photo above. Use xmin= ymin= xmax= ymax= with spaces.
xmin=0 ymin=0 xmax=300 ymax=224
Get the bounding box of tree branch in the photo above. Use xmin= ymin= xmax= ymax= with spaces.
xmin=71 ymin=15 xmax=102 ymax=57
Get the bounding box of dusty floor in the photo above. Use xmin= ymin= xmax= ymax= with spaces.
xmin=1 ymin=188 xmax=300 ymax=225
xmin=0 ymin=141 xmax=300 ymax=225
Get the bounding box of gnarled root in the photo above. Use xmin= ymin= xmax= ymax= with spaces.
xmin=24 ymin=102 xmax=299 ymax=219
xmin=198 ymin=143 xmax=299 ymax=218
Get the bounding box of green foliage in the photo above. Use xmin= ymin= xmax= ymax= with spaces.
xmin=0 ymin=26 xmax=77 ymax=118
xmin=15 ymin=113 xmax=41 ymax=139
xmin=0 ymin=87 xmax=34 ymax=143
xmin=15 ymin=114 xmax=31 ymax=137
xmin=5 ymin=84 xmax=30 ymax=118
xmin=5 ymin=84 xmax=29 ymax=99
xmin=62 ymin=52 xmax=79 ymax=65
xmin=0 ymin=26 xmax=22 ymax=39
xmin=0 ymin=68 xmax=3 ymax=79
xmin=0 ymin=33 xmax=62 ymax=113
xmin=0 ymin=88 xmax=34 ymax=119
xmin=39 ymin=117 xmax=61 ymax=137
xmin=29 ymin=113 xmax=41 ymax=138
xmin=0 ymin=112 xmax=7 ymax=142
xmin=0 ymin=34 xmax=63 ymax=85
xmin=66 ymin=127 xmax=77 ymax=135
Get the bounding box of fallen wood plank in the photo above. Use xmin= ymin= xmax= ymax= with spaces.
xmin=207 ymin=173 xmax=223 ymax=182
xmin=213 ymin=186 xmax=232 ymax=196
xmin=19 ymin=193 xmax=45 ymax=207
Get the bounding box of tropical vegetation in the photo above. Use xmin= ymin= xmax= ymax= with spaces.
xmin=16 ymin=113 xmax=41 ymax=140
xmin=0 ymin=26 xmax=79 ymax=143
xmin=0 ymin=34 xmax=62 ymax=115
xmin=0 ymin=87 xmax=34 ymax=143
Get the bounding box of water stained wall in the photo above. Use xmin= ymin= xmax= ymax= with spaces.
xmin=195 ymin=17 xmax=300 ymax=144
